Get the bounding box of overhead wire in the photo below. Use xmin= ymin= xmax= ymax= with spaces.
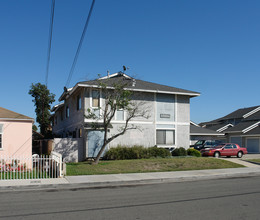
xmin=65 ymin=0 xmax=96 ymax=88
xmin=45 ymin=0 xmax=56 ymax=87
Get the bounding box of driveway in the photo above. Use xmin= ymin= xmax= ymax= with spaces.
xmin=219 ymin=154 xmax=260 ymax=168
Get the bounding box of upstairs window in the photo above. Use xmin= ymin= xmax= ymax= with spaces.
xmin=116 ymin=109 xmax=124 ymax=121
xmin=66 ymin=106 xmax=70 ymax=118
xmin=77 ymin=95 xmax=82 ymax=110
xmin=92 ymin=90 xmax=100 ymax=108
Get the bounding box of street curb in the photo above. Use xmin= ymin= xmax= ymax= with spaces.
xmin=1 ymin=169 xmax=260 ymax=193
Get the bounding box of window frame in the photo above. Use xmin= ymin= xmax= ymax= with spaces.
xmin=91 ymin=89 xmax=100 ymax=108
xmin=77 ymin=94 xmax=82 ymax=110
xmin=156 ymin=129 xmax=175 ymax=146
xmin=66 ymin=106 xmax=70 ymax=118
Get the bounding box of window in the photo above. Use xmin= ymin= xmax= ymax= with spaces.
xmin=224 ymin=144 xmax=232 ymax=149
xmin=77 ymin=95 xmax=82 ymax=110
xmin=156 ymin=130 xmax=175 ymax=145
xmin=66 ymin=106 xmax=70 ymax=118
xmin=0 ymin=124 xmax=3 ymax=149
xmin=92 ymin=90 xmax=100 ymax=108
xmin=116 ymin=109 xmax=124 ymax=120
xmin=78 ymin=128 xmax=82 ymax=138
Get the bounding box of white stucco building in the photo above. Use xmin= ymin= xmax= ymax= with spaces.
xmin=52 ymin=72 xmax=200 ymax=161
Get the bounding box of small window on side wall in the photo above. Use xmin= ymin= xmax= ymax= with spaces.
xmin=78 ymin=128 xmax=82 ymax=138
xmin=66 ymin=106 xmax=70 ymax=118
xmin=77 ymin=95 xmax=82 ymax=110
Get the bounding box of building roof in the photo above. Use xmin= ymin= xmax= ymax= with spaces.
xmin=59 ymin=72 xmax=200 ymax=101
xmin=224 ymin=121 xmax=257 ymax=133
xmin=206 ymin=123 xmax=233 ymax=132
xmin=0 ymin=107 xmax=33 ymax=121
xmin=242 ymin=109 xmax=260 ymax=121
xmin=190 ymin=124 xmax=224 ymax=136
xmin=219 ymin=106 xmax=260 ymax=121
xmin=242 ymin=124 xmax=260 ymax=135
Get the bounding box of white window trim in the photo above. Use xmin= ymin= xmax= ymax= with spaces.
xmin=90 ymin=88 xmax=101 ymax=109
xmin=115 ymin=109 xmax=125 ymax=121
xmin=156 ymin=129 xmax=176 ymax=147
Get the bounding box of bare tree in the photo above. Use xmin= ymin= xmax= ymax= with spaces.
xmin=86 ymin=77 xmax=150 ymax=164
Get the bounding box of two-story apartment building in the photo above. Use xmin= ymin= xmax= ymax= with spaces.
xmin=52 ymin=72 xmax=200 ymax=161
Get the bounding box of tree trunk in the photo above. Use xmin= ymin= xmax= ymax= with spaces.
xmin=92 ymin=142 xmax=107 ymax=165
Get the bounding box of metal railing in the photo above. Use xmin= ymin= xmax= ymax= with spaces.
xmin=0 ymin=153 xmax=63 ymax=180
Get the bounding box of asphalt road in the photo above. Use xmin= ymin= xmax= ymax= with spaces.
xmin=1 ymin=176 xmax=260 ymax=220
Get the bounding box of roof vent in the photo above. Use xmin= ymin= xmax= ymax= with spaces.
xmin=132 ymin=79 xmax=136 ymax=87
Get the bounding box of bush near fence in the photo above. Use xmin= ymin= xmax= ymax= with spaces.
xmin=103 ymin=145 xmax=171 ymax=160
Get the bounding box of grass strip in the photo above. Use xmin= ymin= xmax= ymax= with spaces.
xmin=66 ymin=157 xmax=244 ymax=176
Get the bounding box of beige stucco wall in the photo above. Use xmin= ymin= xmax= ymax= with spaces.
xmin=0 ymin=120 xmax=32 ymax=158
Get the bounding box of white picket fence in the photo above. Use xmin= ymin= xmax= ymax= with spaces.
xmin=0 ymin=152 xmax=63 ymax=180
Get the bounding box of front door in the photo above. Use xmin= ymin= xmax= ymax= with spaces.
xmin=87 ymin=130 xmax=106 ymax=158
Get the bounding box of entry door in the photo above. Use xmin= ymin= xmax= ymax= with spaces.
xmin=247 ymin=138 xmax=260 ymax=153
xmin=87 ymin=130 xmax=106 ymax=158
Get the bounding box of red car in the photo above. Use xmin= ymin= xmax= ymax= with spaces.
xmin=201 ymin=143 xmax=248 ymax=158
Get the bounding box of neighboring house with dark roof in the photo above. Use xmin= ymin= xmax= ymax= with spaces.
xmin=52 ymin=72 xmax=200 ymax=161
xmin=200 ymin=106 xmax=260 ymax=153
xmin=0 ymin=107 xmax=33 ymax=157
xmin=190 ymin=121 xmax=224 ymax=145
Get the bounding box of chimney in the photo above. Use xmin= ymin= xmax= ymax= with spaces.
xmin=107 ymin=70 xmax=110 ymax=77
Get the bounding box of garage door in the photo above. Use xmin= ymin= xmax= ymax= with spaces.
xmin=246 ymin=138 xmax=260 ymax=153
xmin=230 ymin=136 xmax=242 ymax=147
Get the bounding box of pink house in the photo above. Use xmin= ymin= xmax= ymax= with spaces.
xmin=0 ymin=107 xmax=33 ymax=158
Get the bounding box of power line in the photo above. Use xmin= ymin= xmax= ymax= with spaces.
xmin=45 ymin=0 xmax=56 ymax=87
xmin=65 ymin=0 xmax=96 ymax=88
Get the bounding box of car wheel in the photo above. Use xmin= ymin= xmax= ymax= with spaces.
xmin=237 ymin=151 xmax=243 ymax=158
xmin=214 ymin=152 xmax=220 ymax=158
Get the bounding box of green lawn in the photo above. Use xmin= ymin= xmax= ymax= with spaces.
xmin=66 ymin=157 xmax=244 ymax=176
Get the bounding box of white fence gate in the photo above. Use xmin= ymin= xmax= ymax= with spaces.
xmin=0 ymin=152 xmax=63 ymax=180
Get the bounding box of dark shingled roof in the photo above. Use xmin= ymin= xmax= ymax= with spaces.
xmin=0 ymin=107 xmax=33 ymax=121
xmin=78 ymin=73 xmax=200 ymax=97
xmin=190 ymin=124 xmax=222 ymax=135
xmin=219 ymin=106 xmax=260 ymax=121
xmin=224 ymin=121 xmax=257 ymax=133
xmin=206 ymin=123 xmax=233 ymax=132
xmin=243 ymin=124 xmax=260 ymax=135
xmin=242 ymin=110 xmax=260 ymax=121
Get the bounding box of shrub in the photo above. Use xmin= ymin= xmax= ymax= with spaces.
xmin=148 ymin=146 xmax=171 ymax=158
xmin=171 ymin=147 xmax=187 ymax=156
xmin=103 ymin=145 xmax=170 ymax=160
xmin=187 ymin=148 xmax=201 ymax=157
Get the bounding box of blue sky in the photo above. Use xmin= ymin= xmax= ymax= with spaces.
xmin=0 ymin=0 xmax=259 ymax=124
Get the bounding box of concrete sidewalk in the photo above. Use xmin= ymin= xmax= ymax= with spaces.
xmin=0 ymin=157 xmax=260 ymax=190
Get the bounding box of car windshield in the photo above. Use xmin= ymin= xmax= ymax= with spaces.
xmin=194 ymin=140 xmax=205 ymax=145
